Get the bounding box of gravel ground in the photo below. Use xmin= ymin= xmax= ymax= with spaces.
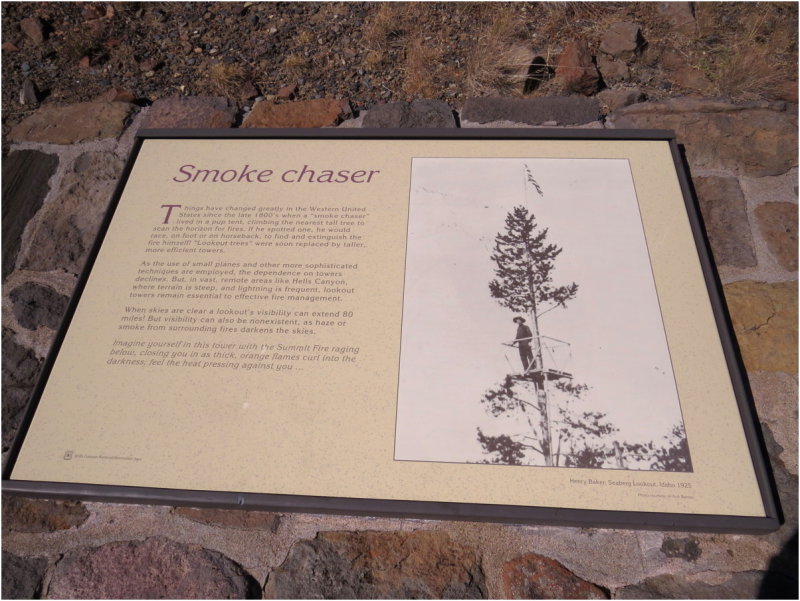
xmin=2 ymin=2 xmax=797 ymax=136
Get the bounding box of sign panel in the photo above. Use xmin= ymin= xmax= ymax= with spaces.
xmin=3 ymin=129 xmax=779 ymax=532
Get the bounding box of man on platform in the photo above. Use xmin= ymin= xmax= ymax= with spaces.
xmin=512 ymin=316 xmax=534 ymax=373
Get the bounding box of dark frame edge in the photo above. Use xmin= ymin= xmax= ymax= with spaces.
xmin=1 ymin=479 xmax=779 ymax=534
xmin=667 ymin=139 xmax=782 ymax=528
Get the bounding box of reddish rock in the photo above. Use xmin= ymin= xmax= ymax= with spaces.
xmin=173 ymin=507 xmax=280 ymax=531
xmin=20 ymin=17 xmax=45 ymax=44
xmin=600 ymin=22 xmax=645 ymax=60
xmin=609 ymin=99 xmax=798 ymax=177
xmin=723 ymin=280 xmax=797 ymax=374
xmin=47 ymin=537 xmax=259 ymax=599
xmin=755 ymin=202 xmax=798 ymax=271
xmin=239 ymin=80 xmax=259 ymax=101
xmin=596 ymin=55 xmax=629 ymax=83
xmin=95 ymin=87 xmax=136 ymax=103
xmin=501 ymin=553 xmax=608 ymax=599
xmin=20 ymin=151 xmax=124 ymax=275
xmin=277 ymin=83 xmax=298 ymax=99
xmin=661 ymin=50 xmax=713 ymax=92
xmin=657 ymin=2 xmax=697 ymax=35
xmin=693 ymin=176 xmax=757 ymax=268
xmin=2 ymin=495 xmax=89 ymax=533
xmin=9 ymin=101 xmax=134 ymax=144
xmin=597 ymin=89 xmax=645 ymax=113
xmin=555 ymin=40 xmax=600 ymax=96
xmin=78 ymin=55 xmax=90 ymax=69
xmin=242 ymin=98 xmax=351 ymax=128
xmin=2 ymin=41 xmax=20 ymax=52
xmin=264 ymin=530 xmax=486 ymax=599
xmin=142 ymin=96 xmax=236 ymax=129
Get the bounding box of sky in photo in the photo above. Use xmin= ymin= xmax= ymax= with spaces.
xmin=395 ymin=157 xmax=686 ymax=465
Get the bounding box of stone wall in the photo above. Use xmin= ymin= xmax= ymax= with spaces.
xmin=2 ymin=95 xmax=797 ymax=599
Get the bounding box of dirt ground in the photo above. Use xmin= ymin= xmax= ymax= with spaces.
xmin=1 ymin=2 xmax=797 ymax=132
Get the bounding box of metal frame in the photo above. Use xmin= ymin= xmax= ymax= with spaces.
xmin=2 ymin=128 xmax=781 ymax=533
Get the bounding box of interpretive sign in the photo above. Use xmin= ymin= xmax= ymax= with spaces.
xmin=3 ymin=129 xmax=779 ymax=532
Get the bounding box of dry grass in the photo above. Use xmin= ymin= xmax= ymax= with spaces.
xmin=209 ymin=62 xmax=247 ymax=96
xmin=283 ymin=54 xmax=309 ymax=74
xmin=692 ymin=2 xmax=797 ymax=100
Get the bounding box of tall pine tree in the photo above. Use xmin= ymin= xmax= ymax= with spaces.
xmin=486 ymin=205 xmax=577 ymax=466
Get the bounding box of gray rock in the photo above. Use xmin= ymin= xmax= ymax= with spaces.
xmin=2 ymin=552 xmax=47 ymax=599
xmin=616 ymin=570 xmax=796 ymax=599
xmin=600 ymin=22 xmax=646 ymax=60
xmin=2 ymin=328 xmax=42 ymax=450
xmin=20 ymin=151 xmax=124 ymax=275
xmin=609 ymin=99 xmax=798 ymax=177
xmin=9 ymin=282 xmax=70 ymax=330
xmin=755 ymin=202 xmax=798 ymax=271
xmin=264 ymin=530 xmax=486 ymax=599
xmin=461 ymin=96 xmax=601 ymax=126
xmin=2 ymin=150 xmax=58 ymax=278
xmin=597 ymin=88 xmax=646 ymax=112
xmin=19 ymin=78 xmax=38 ymax=106
xmin=142 ymin=96 xmax=237 ymax=129
xmin=693 ymin=176 xmax=757 ymax=268
xmin=362 ymin=99 xmax=456 ymax=128
xmin=47 ymin=537 xmax=259 ymax=599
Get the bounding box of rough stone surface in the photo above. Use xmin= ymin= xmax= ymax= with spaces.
xmin=600 ymin=22 xmax=645 ymax=60
xmin=142 ymin=96 xmax=237 ymax=129
xmin=597 ymin=89 xmax=646 ymax=113
xmin=755 ymin=202 xmax=798 ymax=271
xmin=242 ymin=98 xmax=351 ymax=128
xmin=461 ymin=96 xmax=601 ymax=126
xmin=362 ymin=99 xmax=456 ymax=128
xmin=661 ymin=50 xmax=713 ymax=92
xmin=9 ymin=101 xmax=134 ymax=144
xmin=660 ymin=536 xmax=702 ymax=562
xmin=19 ymin=151 xmax=124 ymax=275
xmin=609 ymin=99 xmax=798 ymax=177
xmin=9 ymin=282 xmax=70 ymax=330
xmin=2 ymin=149 xmax=58 ymax=278
xmin=263 ymin=530 xmax=486 ymax=599
xmin=596 ymin=56 xmax=630 ymax=84
xmin=656 ymin=2 xmax=697 ymax=35
xmin=693 ymin=176 xmax=757 ymax=268
xmin=616 ymin=571 xmax=774 ymax=599
xmin=2 ymin=328 xmax=42 ymax=450
xmin=3 ymin=495 xmax=90 ymax=533
xmin=749 ymin=371 xmax=798 ymax=474
xmin=173 ymin=507 xmax=281 ymax=532
xmin=19 ymin=16 xmax=45 ymax=44
xmin=2 ymin=552 xmax=47 ymax=600
xmin=554 ymin=40 xmax=600 ymax=96
xmin=47 ymin=537 xmax=259 ymax=599
xmin=500 ymin=553 xmax=608 ymax=599
xmin=723 ymin=280 xmax=797 ymax=374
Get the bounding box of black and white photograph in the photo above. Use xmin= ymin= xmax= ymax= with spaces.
xmin=396 ymin=157 xmax=692 ymax=472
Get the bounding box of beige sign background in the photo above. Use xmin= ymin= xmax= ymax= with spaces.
xmin=10 ymin=137 xmax=767 ymax=519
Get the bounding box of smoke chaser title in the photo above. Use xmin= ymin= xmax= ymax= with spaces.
xmin=172 ymin=164 xmax=381 ymax=184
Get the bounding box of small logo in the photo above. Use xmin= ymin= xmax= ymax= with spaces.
xmin=63 ymin=450 xmax=73 ymax=460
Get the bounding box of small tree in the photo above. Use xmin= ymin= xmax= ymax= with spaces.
xmin=477 ymin=376 xmax=620 ymax=468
